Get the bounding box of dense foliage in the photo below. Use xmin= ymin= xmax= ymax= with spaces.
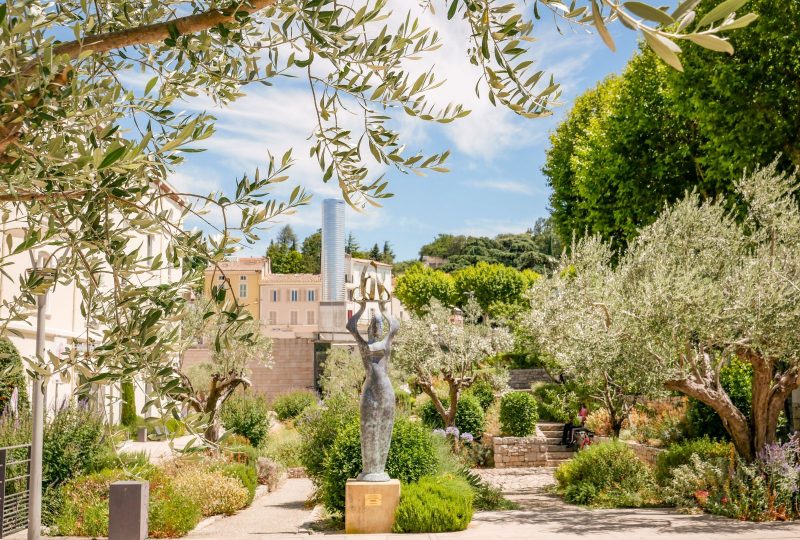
xmin=545 ymin=0 xmax=798 ymax=248
xmin=297 ymin=393 xmax=359 ymax=485
xmin=421 ymin=394 xmax=486 ymax=438
xmin=221 ymin=392 xmax=271 ymax=448
xmin=655 ymin=438 xmax=732 ymax=486
xmin=271 ymin=390 xmax=317 ymax=421
xmin=0 ymin=338 xmax=29 ymax=415
xmin=499 ymin=391 xmax=539 ymax=437
xmin=417 ymin=219 xmax=562 ymax=273
xmin=554 ymin=440 xmax=656 ymax=507
xmin=395 ymin=299 xmax=512 ymax=430
xmin=43 ymin=407 xmax=107 ymax=490
xmin=322 ymin=417 xmax=438 ymax=514
xmin=393 ymin=475 xmax=474 ymax=533
xmin=685 ymin=357 xmax=753 ymax=441
xmin=529 ymin=164 xmax=800 ymax=460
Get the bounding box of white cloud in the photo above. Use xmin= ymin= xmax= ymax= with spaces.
xmin=454 ymin=217 xmax=535 ymax=238
xmin=466 ymin=179 xmax=538 ymax=196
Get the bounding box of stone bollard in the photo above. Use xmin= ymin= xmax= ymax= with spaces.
xmin=109 ymin=481 xmax=149 ymax=540
xmin=136 ymin=426 xmax=147 ymax=442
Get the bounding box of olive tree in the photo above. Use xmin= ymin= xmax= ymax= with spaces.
xmin=394 ymin=299 xmax=512 ymax=428
xmin=530 ymin=163 xmax=800 ymax=460
xmin=0 ymin=0 xmax=755 ymax=430
xmin=175 ymin=297 xmax=273 ymax=441
xmin=527 ymin=237 xmax=663 ymax=436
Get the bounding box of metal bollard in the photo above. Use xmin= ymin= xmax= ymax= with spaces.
xmin=136 ymin=427 xmax=148 ymax=443
xmin=109 ymin=481 xmax=149 ymax=540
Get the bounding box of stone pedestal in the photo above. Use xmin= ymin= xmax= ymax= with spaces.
xmin=109 ymin=481 xmax=149 ymax=540
xmin=136 ymin=427 xmax=147 ymax=442
xmin=345 ymin=479 xmax=401 ymax=534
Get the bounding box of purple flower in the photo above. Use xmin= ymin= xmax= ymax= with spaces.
xmin=460 ymin=432 xmax=474 ymax=443
xmin=432 ymin=428 xmax=446 ymax=437
xmin=445 ymin=426 xmax=460 ymax=437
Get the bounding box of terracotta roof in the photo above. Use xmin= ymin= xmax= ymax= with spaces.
xmin=206 ymin=257 xmax=266 ymax=273
xmin=347 ymin=255 xmax=393 ymax=268
xmin=262 ymin=273 xmax=321 ymax=283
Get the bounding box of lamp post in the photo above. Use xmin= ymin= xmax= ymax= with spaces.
xmin=26 ymin=262 xmax=56 ymax=540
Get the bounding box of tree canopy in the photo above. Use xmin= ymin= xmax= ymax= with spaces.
xmin=530 ymin=163 xmax=800 ymax=461
xmin=416 ymin=218 xmax=562 ymax=273
xmin=545 ymin=0 xmax=798 ymax=247
xmin=0 ymin=0 xmax=755 ymax=431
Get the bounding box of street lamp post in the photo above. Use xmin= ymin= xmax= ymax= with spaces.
xmin=28 ymin=289 xmax=46 ymax=540
xmin=26 ymin=259 xmax=56 ymax=540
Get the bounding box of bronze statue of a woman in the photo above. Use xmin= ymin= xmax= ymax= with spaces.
xmin=345 ymin=265 xmax=399 ymax=482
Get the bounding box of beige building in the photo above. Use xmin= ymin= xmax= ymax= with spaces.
xmin=0 ymin=183 xmax=184 ymax=423
xmin=203 ymin=257 xmax=267 ymax=322
xmin=260 ymin=273 xmax=321 ymax=338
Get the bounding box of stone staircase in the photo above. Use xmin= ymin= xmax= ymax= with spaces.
xmin=492 ymin=422 xmax=576 ymax=468
xmin=537 ymin=422 xmax=576 ymax=466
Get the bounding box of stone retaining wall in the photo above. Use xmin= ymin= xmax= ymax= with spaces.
xmin=508 ymin=368 xmax=553 ymax=390
xmin=595 ymin=437 xmax=665 ymax=466
xmin=493 ymin=436 xmax=549 ymax=468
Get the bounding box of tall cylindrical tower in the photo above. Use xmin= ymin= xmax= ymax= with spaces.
xmin=321 ymin=199 xmax=345 ymax=302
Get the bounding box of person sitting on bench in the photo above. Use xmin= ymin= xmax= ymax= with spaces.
xmin=561 ymin=403 xmax=589 ymax=446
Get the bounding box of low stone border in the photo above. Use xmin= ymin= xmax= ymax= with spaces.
xmin=595 ymin=436 xmax=664 ymax=466
xmin=493 ymin=435 xmax=549 ymax=467
xmin=287 ymin=466 xmax=308 ymax=478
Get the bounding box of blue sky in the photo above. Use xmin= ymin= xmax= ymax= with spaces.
xmin=169 ymin=7 xmax=640 ymax=261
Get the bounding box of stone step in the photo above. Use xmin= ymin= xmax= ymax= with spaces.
xmin=547 ymin=450 xmax=576 ymax=460
xmin=537 ymin=422 xmax=566 ymax=428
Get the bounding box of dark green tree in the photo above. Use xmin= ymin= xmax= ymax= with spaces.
xmin=345 ymin=233 xmax=359 ymax=256
xmin=545 ymin=1 xmax=800 ymax=248
xmin=0 ymin=338 xmax=29 ymax=415
xmin=267 ymin=241 xmax=304 ymax=274
xmin=275 ymin=225 xmax=298 ymax=250
xmin=301 ymin=229 xmax=322 ymax=274
xmin=382 ymin=241 xmax=396 ymax=264
xmin=369 ymin=243 xmax=381 ymax=261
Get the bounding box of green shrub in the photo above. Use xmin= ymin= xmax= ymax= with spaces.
xmin=499 ymin=391 xmax=539 ymax=436
xmin=420 ymin=394 xmax=486 ymax=438
xmin=171 ymin=464 xmax=250 ymax=516
xmin=554 ymin=440 xmax=656 ymax=507
xmin=0 ymin=338 xmax=29 ymax=416
xmin=44 ymin=406 xmax=108 ymax=488
xmin=218 ymin=462 xmax=258 ymax=504
xmin=221 ymin=392 xmax=271 ymax=447
xmin=459 ymin=467 xmax=518 ymax=510
xmin=532 ymin=382 xmax=580 ymax=423
xmin=322 ymin=417 xmax=438 ymax=514
xmin=53 ymin=468 xmax=203 ymax=538
xmin=272 ymin=389 xmax=317 ymax=421
xmin=261 ymin=427 xmax=303 ymax=468
xmin=220 ymin=435 xmax=260 ymax=465
xmin=465 ymin=379 xmax=495 ymax=411
xmin=393 ymin=475 xmax=474 ymax=533
xmin=655 ymin=437 xmax=732 ymax=486
xmin=148 ymin=482 xmax=202 ymax=538
xmin=120 ymin=380 xmax=138 ymax=427
xmin=297 ymin=393 xmax=359 ymax=484
xmin=686 ymin=357 xmax=752 ymax=440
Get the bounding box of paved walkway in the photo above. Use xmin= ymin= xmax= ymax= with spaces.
xmin=117 ymin=434 xmax=197 ymax=464
xmin=175 ymin=467 xmax=800 ymax=539
xmin=185 ymin=478 xmax=317 ymax=538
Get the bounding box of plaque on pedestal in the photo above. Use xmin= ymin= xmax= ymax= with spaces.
xmin=344 ymin=479 xmax=401 ymax=534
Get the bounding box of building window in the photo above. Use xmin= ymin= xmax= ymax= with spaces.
xmin=307 ymin=289 xmax=316 ymax=302
xmin=307 ymin=311 xmax=315 ymax=324
xmin=218 ymin=275 xmax=225 ymax=281
xmin=271 ymin=289 xmax=279 ymax=302
xmin=269 ymin=311 xmax=277 ymax=324
xmin=290 ymin=311 xmax=298 ymax=325
xmin=146 ymin=234 xmax=154 ymax=258
xmin=347 ymin=309 xmax=353 ymax=320
xmin=239 ymin=284 xmax=247 ymax=298
xmin=240 ymin=275 xmax=247 ymax=281
xmin=290 ymin=289 xmax=299 ymax=302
